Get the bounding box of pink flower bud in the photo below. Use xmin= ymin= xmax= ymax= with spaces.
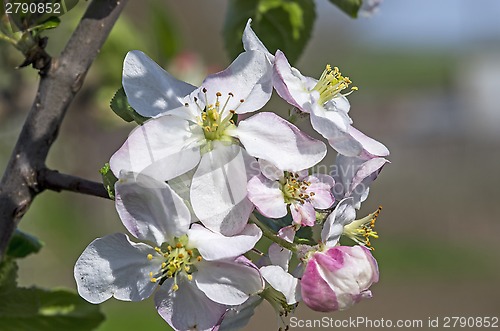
xmin=300 ymin=246 xmax=379 ymax=312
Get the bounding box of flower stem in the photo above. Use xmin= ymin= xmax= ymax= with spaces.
xmin=250 ymin=213 xmax=297 ymax=252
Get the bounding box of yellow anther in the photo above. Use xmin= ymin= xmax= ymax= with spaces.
xmin=176 ymin=242 xmax=183 ymax=248
xmin=178 ymin=253 xmax=184 ymax=259
xmin=216 ymin=91 xmax=222 ymax=97
xmin=172 ymin=284 xmax=179 ymax=291
xmin=187 ymin=274 xmax=193 ymax=281
xmin=187 ymin=249 xmax=193 ymax=256
xmin=161 ymin=262 xmax=167 ymax=268
xmin=147 ymin=254 xmax=153 ymax=260
xmin=149 ymin=272 xmax=153 ymax=277
xmin=154 ymin=247 xmax=162 ymax=253
xmin=197 ymin=256 xmax=202 ymax=262
xmin=150 ymin=278 xmax=157 ymax=283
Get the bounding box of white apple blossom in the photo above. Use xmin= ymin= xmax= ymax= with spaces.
xmin=109 ymin=49 xmax=326 ymax=236
xmin=74 ymin=172 xmax=264 ymax=331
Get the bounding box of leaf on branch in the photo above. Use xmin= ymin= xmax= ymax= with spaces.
xmin=328 ymin=0 xmax=363 ymax=18
xmin=100 ymin=163 xmax=117 ymax=200
xmin=6 ymin=229 xmax=43 ymax=259
xmin=110 ymin=87 xmax=149 ymax=125
xmin=0 ymin=259 xmax=105 ymax=331
xmin=223 ymin=0 xmax=316 ymax=65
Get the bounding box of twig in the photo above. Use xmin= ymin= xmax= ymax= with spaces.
xmin=0 ymin=0 xmax=128 ymax=259
xmin=39 ymin=169 xmax=110 ymax=199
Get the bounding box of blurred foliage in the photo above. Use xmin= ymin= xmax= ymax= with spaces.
xmin=329 ymin=0 xmax=362 ymax=18
xmin=6 ymin=229 xmax=43 ymax=258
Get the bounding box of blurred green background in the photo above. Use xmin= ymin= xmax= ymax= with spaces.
xmin=1 ymin=0 xmax=499 ymax=330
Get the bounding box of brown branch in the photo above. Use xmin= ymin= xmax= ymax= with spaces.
xmin=0 ymin=0 xmax=128 ymax=258
xmin=39 ymin=169 xmax=111 ymax=199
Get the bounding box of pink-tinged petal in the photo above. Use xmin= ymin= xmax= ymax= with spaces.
xmin=191 ymin=143 xmax=255 ymax=236
xmin=109 ymin=114 xmax=202 ymax=182
xmin=300 ymin=257 xmax=338 ymax=312
xmin=242 ymin=19 xmax=274 ymax=63
xmin=268 ymin=226 xmax=295 ymax=270
xmin=305 ymin=174 xmax=335 ymax=209
xmin=321 ymin=198 xmax=354 ymax=247
xmin=74 ymin=233 xmax=160 ymax=304
xmin=122 ymin=50 xmax=196 ymax=117
xmin=349 ymin=126 xmax=390 ymax=158
xmin=273 ymin=50 xmax=314 ymax=112
xmin=115 ymin=172 xmax=191 ymax=245
xmin=155 ymin=278 xmax=227 ymax=331
xmin=188 ymin=223 xmax=262 ymax=261
xmin=247 ymin=175 xmax=287 ymax=219
xmin=312 ymin=246 xmax=379 ymax=311
xmin=291 ymin=202 xmax=316 ymax=227
xmin=324 ymin=94 xmax=351 ymax=114
xmin=333 ymin=155 xmax=388 ymax=209
xmin=234 ymin=112 xmax=327 ymax=171
xmin=258 ymin=158 xmax=283 ymax=181
xmin=195 ymin=259 xmax=264 ymax=306
xmin=260 ymin=265 xmax=301 ymax=304
xmin=194 ymin=50 xmax=272 ymax=115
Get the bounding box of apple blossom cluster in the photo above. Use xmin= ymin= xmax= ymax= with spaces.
xmin=74 ymin=19 xmax=389 ymax=331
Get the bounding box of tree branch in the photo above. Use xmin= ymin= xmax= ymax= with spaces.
xmin=0 ymin=0 xmax=128 ymax=258
xmin=39 ymin=169 xmax=111 ymax=199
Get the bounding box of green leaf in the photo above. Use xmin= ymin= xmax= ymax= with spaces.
xmin=30 ymin=16 xmax=61 ymax=33
xmin=110 ymin=87 xmax=149 ymax=124
xmin=223 ymin=0 xmax=316 ymax=65
xmin=6 ymin=229 xmax=43 ymax=258
xmin=99 ymin=163 xmax=117 ymax=200
xmin=328 ymin=0 xmax=363 ymax=18
xmin=149 ymin=2 xmax=180 ymax=61
xmin=0 ymin=258 xmax=18 ymax=290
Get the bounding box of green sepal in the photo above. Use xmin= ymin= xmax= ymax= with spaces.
xmin=99 ymin=163 xmax=117 ymax=200
xmin=6 ymin=229 xmax=43 ymax=259
xmin=328 ymin=0 xmax=363 ymax=18
xmin=110 ymin=87 xmax=149 ymax=125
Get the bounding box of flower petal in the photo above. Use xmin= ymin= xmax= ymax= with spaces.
xmin=268 ymin=226 xmax=295 ymax=270
xmin=291 ymin=202 xmax=316 ymax=227
xmin=109 ymin=114 xmax=202 ymax=181
xmin=301 ymin=256 xmax=338 ymax=312
xmin=305 ymin=174 xmax=335 ymax=209
xmin=258 ymin=158 xmax=283 ymax=181
xmin=190 ymin=143 xmax=257 ymax=236
xmin=260 ymin=265 xmax=301 ymax=305
xmin=155 ymin=278 xmax=227 ymax=331
xmin=195 ymin=259 xmax=264 ymax=306
xmin=217 ymin=296 xmax=263 ymax=331
xmin=123 ymin=50 xmax=197 ymax=117
xmin=188 ymin=223 xmax=262 ymax=261
xmin=242 ymin=19 xmax=274 ymax=62
xmin=321 ymin=198 xmax=354 ymax=247
xmin=74 ymin=233 xmax=160 ymax=304
xmin=247 ymin=175 xmax=287 ymax=219
xmin=194 ymin=50 xmax=272 ymax=115
xmin=115 ymin=172 xmax=191 ymax=245
xmin=234 ymin=112 xmax=327 ymax=171
xmin=273 ymin=50 xmax=314 ymax=112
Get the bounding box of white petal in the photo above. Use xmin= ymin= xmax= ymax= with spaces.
xmin=195 ymin=50 xmax=272 ymax=115
xmin=155 ymin=278 xmax=227 ymax=331
xmin=115 ymin=172 xmax=191 ymax=245
xmin=260 ymin=265 xmax=301 ymax=304
xmin=349 ymin=126 xmax=390 ymax=158
xmin=122 ymin=50 xmax=196 ymax=117
xmin=191 ymin=143 xmax=255 ymax=236
xmin=195 ymin=259 xmax=264 ymax=305
xmin=74 ymin=233 xmax=160 ymax=304
xmin=273 ymin=50 xmax=313 ymax=112
xmin=218 ymin=296 xmax=263 ymax=331
xmin=321 ymin=198 xmax=355 ymax=247
xmin=242 ymin=19 xmax=274 ymax=62
xmin=258 ymin=158 xmax=283 ymax=181
xmin=188 ymin=223 xmax=262 ymax=261
xmin=109 ymin=114 xmax=202 ymax=181
xmin=247 ymin=175 xmax=287 ymax=219
xmin=235 ymin=112 xmax=327 ymax=171
xmin=268 ymin=226 xmax=295 ymax=270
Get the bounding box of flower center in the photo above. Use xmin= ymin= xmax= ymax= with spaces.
xmin=312 ymin=64 xmax=358 ymax=105
xmin=343 ymin=206 xmax=382 ymax=250
xmin=194 ymin=89 xmax=240 ymax=142
xmin=280 ymin=172 xmax=315 ymax=205
xmin=146 ymin=234 xmax=202 ymax=291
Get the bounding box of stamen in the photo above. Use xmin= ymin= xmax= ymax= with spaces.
xmin=343 ymin=206 xmax=382 ymax=250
